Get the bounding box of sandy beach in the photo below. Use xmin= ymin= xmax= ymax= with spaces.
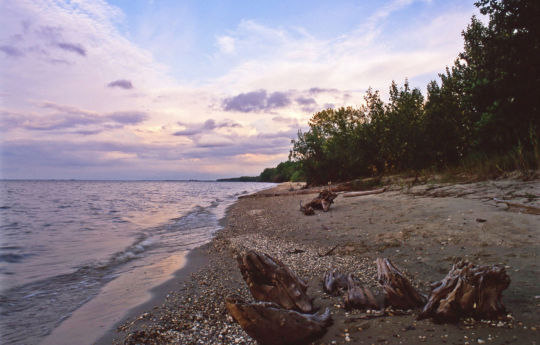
xmin=104 ymin=176 xmax=539 ymax=345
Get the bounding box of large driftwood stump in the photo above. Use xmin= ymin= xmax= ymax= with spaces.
xmin=344 ymin=274 xmax=379 ymax=310
xmin=376 ymin=258 xmax=426 ymax=309
xmin=299 ymin=201 xmax=315 ymax=216
xmin=301 ymin=190 xmax=338 ymax=214
xmin=418 ymin=260 xmax=510 ymax=323
xmin=226 ymin=295 xmax=332 ymax=345
xmin=237 ymin=250 xmax=313 ymax=313
xmin=323 ymin=269 xmax=348 ymax=296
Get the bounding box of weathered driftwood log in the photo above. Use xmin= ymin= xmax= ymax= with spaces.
xmin=303 ymin=190 xmax=338 ymax=213
xmin=341 ymin=187 xmax=387 ymax=198
xmin=376 ymin=258 xmax=426 ymax=309
xmin=226 ymin=295 xmax=332 ymax=345
xmin=418 ymin=260 xmax=510 ymax=323
xmin=323 ymin=269 xmax=348 ymax=295
xmin=299 ymin=201 xmax=315 ymax=215
xmin=237 ymin=250 xmax=313 ymax=313
xmin=344 ymin=274 xmax=379 ymax=310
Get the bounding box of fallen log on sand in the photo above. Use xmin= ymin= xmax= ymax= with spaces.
xmin=237 ymin=250 xmax=313 ymax=313
xmin=418 ymin=260 xmax=510 ymax=323
xmin=341 ymin=187 xmax=387 ymax=198
xmin=376 ymin=258 xmax=426 ymax=310
xmin=225 ymin=295 xmax=332 ymax=345
xmin=344 ymin=274 xmax=380 ymax=310
xmin=493 ymin=198 xmax=540 ymax=215
xmin=301 ymin=190 xmax=338 ymax=215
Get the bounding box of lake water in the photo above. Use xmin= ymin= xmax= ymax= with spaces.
xmin=0 ymin=180 xmax=274 ymax=344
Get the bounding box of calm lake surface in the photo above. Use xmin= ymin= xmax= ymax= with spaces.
xmin=0 ymin=180 xmax=274 ymax=344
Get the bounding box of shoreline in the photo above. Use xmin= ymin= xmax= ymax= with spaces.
xmin=94 ymin=186 xmax=269 ymax=345
xmin=107 ymin=179 xmax=539 ymax=344
xmin=95 ymin=247 xmax=209 ymax=345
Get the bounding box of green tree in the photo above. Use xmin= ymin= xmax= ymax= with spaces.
xmin=290 ymin=107 xmax=367 ymax=184
xmin=424 ymin=64 xmax=475 ymax=166
xmin=381 ymin=80 xmax=426 ymax=172
xmin=461 ymin=0 xmax=540 ymax=152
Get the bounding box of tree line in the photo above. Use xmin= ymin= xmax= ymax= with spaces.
xmin=261 ymin=0 xmax=539 ymax=185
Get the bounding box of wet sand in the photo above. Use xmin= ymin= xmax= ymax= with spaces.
xmin=106 ymin=177 xmax=539 ymax=345
xmin=95 ymin=250 xmax=208 ymax=345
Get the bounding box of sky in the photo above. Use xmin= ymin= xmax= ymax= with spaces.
xmin=0 ymin=0 xmax=480 ymax=180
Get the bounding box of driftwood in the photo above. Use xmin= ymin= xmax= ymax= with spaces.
xmin=341 ymin=187 xmax=387 ymax=198
xmin=493 ymin=198 xmax=540 ymax=215
xmin=376 ymin=258 xmax=426 ymax=310
xmin=344 ymin=274 xmax=379 ymax=310
xmin=318 ymin=244 xmax=340 ymax=257
xmin=301 ymin=190 xmax=338 ymax=214
xmin=226 ymin=295 xmax=332 ymax=345
xmin=299 ymin=201 xmax=315 ymax=215
xmin=237 ymin=250 xmax=313 ymax=313
xmin=418 ymin=260 xmax=510 ymax=323
xmin=323 ymin=269 xmax=348 ymax=295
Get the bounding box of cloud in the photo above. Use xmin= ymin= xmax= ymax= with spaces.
xmin=222 ymin=90 xmax=292 ymax=112
xmin=0 ymin=0 xmax=478 ymax=179
xmin=173 ymin=119 xmax=242 ymax=137
xmin=217 ymin=35 xmax=235 ymax=54
xmin=222 ymin=90 xmax=267 ymax=112
xmin=106 ymin=111 xmax=147 ymax=124
xmin=267 ymin=91 xmax=291 ymax=108
xmin=210 ymin=2 xmax=472 ymax=101
xmin=0 ymin=103 xmax=148 ymax=133
xmin=308 ymin=87 xmax=339 ymax=95
xmin=323 ymin=103 xmax=335 ymax=109
xmin=56 ymin=42 xmax=86 ymax=56
xmin=0 ymin=129 xmax=294 ymax=178
xmin=295 ymin=96 xmax=317 ymax=106
xmin=0 ymin=45 xmax=23 ymax=57
xmin=272 ymin=116 xmax=299 ymax=125
xmin=107 ymin=79 xmax=134 ymax=89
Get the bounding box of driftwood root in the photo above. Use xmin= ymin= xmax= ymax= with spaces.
xmin=418 ymin=260 xmax=510 ymax=323
xmin=344 ymin=274 xmax=380 ymax=310
xmin=323 ymin=269 xmax=348 ymax=295
xmin=301 ymin=190 xmax=338 ymax=214
xmin=376 ymin=258 xmax=426 ymax=310
xmin=299 ymin=201 xmax=315 ymax=215
xmin=226 ymin=295 xmax=332 ymax=345
xmin=237 ymin=250 xmax=313 ymax=313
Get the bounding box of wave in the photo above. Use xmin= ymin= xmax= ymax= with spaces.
xmin=0 ymin=253 xmax=34 ymax=263
xmin=0 ymin=235 xmax=158 ymax=344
